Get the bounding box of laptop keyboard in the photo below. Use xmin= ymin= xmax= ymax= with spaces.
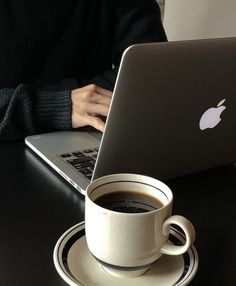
xmin=60 ymin=148 xmax=98 ymax=180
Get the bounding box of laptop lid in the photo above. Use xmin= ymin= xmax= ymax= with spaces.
xmin=26 ymin=37 xmax=236 ymax=193
xmin=93 ymin=37 xmax=236 ymax=180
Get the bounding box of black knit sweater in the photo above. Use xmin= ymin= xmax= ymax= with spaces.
xmin=0 ymin=0 xmax=167 ymax=141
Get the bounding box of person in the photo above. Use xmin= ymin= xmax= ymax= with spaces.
xmin=0 ymin=0 xmax=167 ymax=141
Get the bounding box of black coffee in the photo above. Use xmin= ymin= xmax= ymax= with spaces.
xmin=94 ymin=191 xmax=163 ymax=213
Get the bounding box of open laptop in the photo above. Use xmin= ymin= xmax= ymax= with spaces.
xmin=25 ymin=37 xmax=236 ymax=195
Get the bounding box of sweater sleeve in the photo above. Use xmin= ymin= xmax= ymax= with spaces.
xmin=81 ymin=0 xmax=167 ymax=91
xmin=0 ymin=79 xmax=78 ymax=141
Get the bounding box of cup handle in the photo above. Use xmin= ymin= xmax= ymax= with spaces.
xmin=160 ymin=215 xmax=196 ymax=255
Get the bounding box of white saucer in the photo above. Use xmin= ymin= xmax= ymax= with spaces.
xmin=53 ymin=221 xmax=198 ymax=286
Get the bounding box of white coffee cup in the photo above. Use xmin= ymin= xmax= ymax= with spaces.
xmin=85 ymin=173 xmax=195 ymax=278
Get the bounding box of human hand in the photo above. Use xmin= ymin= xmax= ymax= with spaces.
xmin=71 ymin=84 xmax=112 ymax=132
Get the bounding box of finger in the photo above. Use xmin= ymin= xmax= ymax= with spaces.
xmin=91 ymin=93 xmax=112 ymax=106
xmin=88 ymin=116 xmax=105 ymax=132
xmin=87 ymin=102 xmax=110 ymax=117
xmin=79 ymin=89 xmax=111 ymax=104
xmin=85 ymin=84 xmax=112 ymax=97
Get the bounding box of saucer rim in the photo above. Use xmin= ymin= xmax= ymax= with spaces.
xmin=53 ymin=221 xmax=199 ymax=286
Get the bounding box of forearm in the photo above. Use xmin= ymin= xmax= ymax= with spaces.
xmin=0 ymin=85 xmax=35 ymax=141
xmin=0 ymin=80 xmax=76 ymax=141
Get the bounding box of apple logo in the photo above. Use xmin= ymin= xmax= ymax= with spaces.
xmin=199 ymin=99 xmax=226 ymax=130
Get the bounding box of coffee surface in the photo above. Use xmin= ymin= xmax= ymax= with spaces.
xmin=94 ymin=191 xmax=163 ymax=213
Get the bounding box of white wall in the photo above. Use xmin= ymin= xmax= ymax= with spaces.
xmin=157 ymin=0 xmax=165 ymax=20
xmin=163 ymin=0 xmax=236 ymax=40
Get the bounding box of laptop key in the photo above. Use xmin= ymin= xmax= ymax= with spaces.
xmin=87 ymin=167 xmax=94 ymax=172
xmin=61 ymin=153 xmax=72 ymax=158
xmin=72 ymin=151 xmax=84 ymax=157
xmin=78 ymin=169 xmax=89 ymax=175
xmin=83 ymin=149 xmax=94 ymax=154
xmin=85 ymin=174 xmax=92 ymax=180
xmin=74 ymin=161 xmax=94 ymax=170
xmin=67 ymin=156 xmax=92 ymax=165
xmin=79 ymin=168 xmax=90 ymax=175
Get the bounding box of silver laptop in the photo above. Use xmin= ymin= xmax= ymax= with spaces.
xmin=25 ymin=37 xmax=236 ymax=195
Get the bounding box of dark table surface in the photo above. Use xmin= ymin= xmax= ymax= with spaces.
xmin=0 ymin=142 xmax=235 ymax=286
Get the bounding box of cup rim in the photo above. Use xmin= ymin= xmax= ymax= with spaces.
xmin=86 ymin=173 xmax=173 ymax=216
